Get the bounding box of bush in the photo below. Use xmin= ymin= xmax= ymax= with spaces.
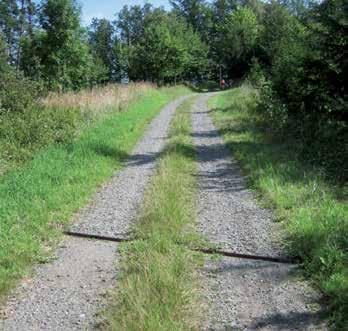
xmin=0 ymin=70 xmax=42 ymax=114
xmin=0 ymin=105 xmax=81 ymax=164
xmin=252 ymin=0 xmax=347 ymax=180
xmin=256 ymin=81 xmax=347 ymax=181
xmin=257 ymin=81 xmax=289 ymax=132
xmin=0 ymin=68 xmax=80 ymax=166
xmin=247 ymin=57 xmax=266 ymax=88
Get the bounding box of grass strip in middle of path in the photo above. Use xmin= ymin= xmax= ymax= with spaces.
xmin=105 ymin=97 xmax=203 ymax=331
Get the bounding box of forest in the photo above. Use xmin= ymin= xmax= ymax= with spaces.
xmin=0 ymin=0 xmax=347 ymax=329
xmin=0 ymin=0 xmax=346 ymax=178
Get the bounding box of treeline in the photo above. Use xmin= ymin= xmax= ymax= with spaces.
xmin=0 ymin=0 xmax=208 ymax=94
xmin=168 ymin=0 xmax=347 ymax=179
xmin=0 ymin=0 xmax=347 ymax=177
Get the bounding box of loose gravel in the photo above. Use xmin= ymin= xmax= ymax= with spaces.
xmin=0 ymin=96 xmax=188 ymax=331
xmin=191 ymin=95 xmax=327 ymax=331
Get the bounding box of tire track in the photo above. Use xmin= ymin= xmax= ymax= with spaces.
xmin=0 ymin=96 xmax=188 ymax=331
xmin=191 ymin=95 xmax=327 ymax=331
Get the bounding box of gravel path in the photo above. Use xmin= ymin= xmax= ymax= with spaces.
xmin=191 ymin=95 xmax=327 ymax=331
xmin=0 ymin=96 xmax=187 ymax=331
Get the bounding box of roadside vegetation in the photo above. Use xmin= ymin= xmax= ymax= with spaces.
xmin=0 ymin=85 xmax=191 ymax=299
xmin=1 ymin=0 xmax=345 ymax=181
xmin=105 ymin=98 xmax=203 ymax=330
xmin=0 ymin=0 xmax=346 ymax=328
xmin=209 ymin=86 xmax=347 ymax=329
xmin=0 ymin=83 xmax=152 ymax=175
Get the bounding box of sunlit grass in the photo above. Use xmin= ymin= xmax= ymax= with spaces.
xmin=105 ymin=97 xmax=204 ymax=331
xmin=0 ymin=86 xmax=191 ymax=300
xmin=41 ymin=82 xmax=153 ymax=121
xmin=209 ymin=86 xmax=348 ymax=329
xmin=0 ymin=83 xmax=157 ymax=176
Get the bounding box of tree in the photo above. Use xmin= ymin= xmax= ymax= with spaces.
xmin=38 ymin=0 xmax=98 ymax=90
xmin=212 ymin=0 xmax=237 ymax=21
xmin=0 ymin=0 xmax=19 ymax=64
xmin=280 ymin=0 xmax=315 ymax=17
xmin=166 ymin=13 xmax=208 ymax=81
xmin=0 ymin=33 xmax=9 ymax=71
xmin=116 ymin=5 xmax=149 ymax=46
xmin=88 ymin=18 xmax=116 ymax=81
xmin=116 ymin=4 xmax=156 ymax=80
xmin=304 ymin=0 xmax=347 ymax=116
xmin=126 ymin=9 xmax=208 ymax=84
xmin=170 ymin=0 xmax=211 ymax=38
xmin=0 ymin=0 xmax=38 ymax=69
xmin=16 ymin=0 xmax=37 ymax=68
xmin=216 ymin=6 xmax=260 ymax=77
xmin=134 ymin=13 xmax=172 ymax=83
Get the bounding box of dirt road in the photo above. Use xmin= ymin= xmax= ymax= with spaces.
xmin=191 ymin=94 xmax=326 ymax=331
xmin=0 ymin=96 xmax=188 ymax=331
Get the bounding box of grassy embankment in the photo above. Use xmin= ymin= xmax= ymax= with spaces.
xmin=0 ymin=83 xmax=150 ymax=175
xmin=209 ymin=86 xmax=347 ymax=329
xmin=0 ymin=84 xmax=191 ymax=299
xmin=105 ymin=97 xmax=204 ymax=330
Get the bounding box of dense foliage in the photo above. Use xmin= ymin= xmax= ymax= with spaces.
xmin=1 ymin=0 xmax=346 ymax=112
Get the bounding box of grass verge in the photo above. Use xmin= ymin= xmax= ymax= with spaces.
xmin=0 ymin=83 xmax=153 ymax=176
xmin=209 ymin=85 xmax=347 ymax=329
xmin=105 ymin=97 xmax=203 ymax=330
xmin=0 ymin=86 xmax=190 ymax=300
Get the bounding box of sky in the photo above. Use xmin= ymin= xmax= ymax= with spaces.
xmin=81 ymin=0 xmax=171 ymax=25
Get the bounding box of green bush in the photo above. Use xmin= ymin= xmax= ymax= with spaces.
xmin=255 ymin=78 xmax=347 ymax=181
xmin=257 ymin=81 xmax=289 ymax=132
xmin=0 ymin=70 xmax=42 ymax=114
xmin=0 ymin=67 xmax=82 ymax=167
xmin=247 ymin=58 xmax=266 ymax=89
xmin=0 ymin=105 xmax=81 ymax=163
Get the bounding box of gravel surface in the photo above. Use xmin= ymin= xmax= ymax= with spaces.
xmin=191 ymin=95 xmax=327 ymax=331
xmin=0 ymin=96 xmax=187 ymax=331
xmin=70 ymin=95 xmax=189 ymax=238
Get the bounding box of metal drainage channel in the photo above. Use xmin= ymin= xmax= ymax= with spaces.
xmin=64 ymin=231 xmax=295 ymax=264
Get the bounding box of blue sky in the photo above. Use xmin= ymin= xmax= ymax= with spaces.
xmin=81 ymin=0 xmax=171 ymax=25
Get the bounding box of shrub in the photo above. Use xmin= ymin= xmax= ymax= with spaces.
xmin=0 ymin=67 xmax=80 ymax=165
xmin=257 ymin=81 xmax=289 ymax=132
xmin=247 ymin=58 xmax=266 ymax=88
xmin=0 ymin=105 xmax=81 ymax=164
xmin=0 ymin=70 xmax=42 ymax=114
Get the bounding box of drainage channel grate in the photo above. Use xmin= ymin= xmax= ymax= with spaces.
xmin=64 ymin=231 xmax=296 ymax=264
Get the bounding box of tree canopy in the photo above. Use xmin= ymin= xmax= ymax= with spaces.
xmin=0 ymin=0 xmax=346 ymax=121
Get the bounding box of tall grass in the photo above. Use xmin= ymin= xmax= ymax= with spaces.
xmin=209 ymin=86 xmax=348 ymax=329
xmin=105 ymin=97 xmax=203 ymax=331
xmin=0 ymin=83 xmax=154 ymax=175
xmin=41 ymin=82 xmax=153 ymax=121
xmin=0 ymin=85 xmax=191 ymax=300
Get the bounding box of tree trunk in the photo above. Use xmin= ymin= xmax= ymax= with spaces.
xmin=16 ymin=0 xmax=25 ymax=70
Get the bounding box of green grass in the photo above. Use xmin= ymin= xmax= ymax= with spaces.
xmin=0 ymin=86 xmax=191 ymax=300
xmin=105 ymin=97 xmax=203 ymax=331
xmin=209 ymin=85 xmax=348 ymax=329
xmin=186 ymin=80 xmax=220 ymax=93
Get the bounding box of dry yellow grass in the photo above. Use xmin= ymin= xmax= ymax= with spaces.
xmin=41 ymin=82 xmax=155 ymax=121
xmin=0 ymin=82 xmax=157 ymax=176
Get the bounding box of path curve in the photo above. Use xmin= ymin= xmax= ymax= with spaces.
xmin=0 ymin=96 xmax=188 ymax=331
xmin=191 ymin=95 xmax=327 ymax=331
